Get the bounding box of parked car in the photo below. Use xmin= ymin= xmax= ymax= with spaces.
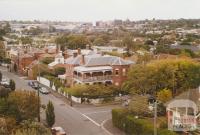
xmin=51 ymin=127 xmax=66 ymax=135
xmin=28 ymin=81 xmax=34 ymax=87
xmin=28 ymin=81 xmax=40 ymax=89
xmin=0 ymin=77 xmax=10 ymax=88
xmin=39 ymin=87 xmax=50 ymax=94
xmin=1 ymin=78 xmax=10 ymax=85
xmin=33 ymin=82 xmax=40 ymax=89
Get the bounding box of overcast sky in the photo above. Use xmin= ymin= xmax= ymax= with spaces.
xmin=0 ymin=0 xmax=199 ymax=22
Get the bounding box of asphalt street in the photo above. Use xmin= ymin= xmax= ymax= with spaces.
xmin=0 ymin=67 xmax=119 ymax=135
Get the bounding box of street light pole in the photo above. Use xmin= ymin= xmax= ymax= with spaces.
xmin=70 ymin=94 xmax=73 ymax=107
xmin=172 ymin=70 xmax=175 ymax=97
xmin=17 ymin=52 xmax=19 ymax=74
xmin=154 ymin=100 xmax=157 ymax=135
xmin=37 ymin=60 xmax=40 ymax=122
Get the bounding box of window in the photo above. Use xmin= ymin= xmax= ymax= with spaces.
xmin=115 ymin=69 xmax=119 ymax=75
xmin=115 ymin=82 xmax=119 ymax=86
xmin=122 ymin=68 xmax=126 ymax=76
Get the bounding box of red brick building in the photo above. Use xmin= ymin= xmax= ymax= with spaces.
xmin=18 ymin=54 xmax=35 ymax=75
xmin=72 ymin=55 xmax=134 ymax=87
xmin=49 ymin=49 xmax=134 ymax=87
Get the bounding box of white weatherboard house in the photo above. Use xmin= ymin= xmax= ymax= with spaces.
xmin=166 ymin=89 xmax=200 ymax=132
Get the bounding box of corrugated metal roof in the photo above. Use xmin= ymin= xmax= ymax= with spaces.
xmin=85 ymin=55 xmax=134 ymax=66
xmin=64 ymin=54 xmax=135 ymax=66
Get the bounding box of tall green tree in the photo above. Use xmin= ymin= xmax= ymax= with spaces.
xmin=55 ymin=34 xmax=89 ymax=51
xmin=20 ymin=37 xmax=32 ymax=45
xmin=0 ymin=71 xmax=2 ymax=82
xmin=45 ymin=101 xmax=55 ymax=127
xmin=0 ymin=86 xmax=10 ymax=98
xmin=123 ymin=59 xmax=200 ymax=96
xmin=7 ymin=91 xmax=40 ymax=123
xmin=157 ymin=88 xmax=172 ymax=103
xmin=0 ymin=41 xmax=6 ymax=61
xmin=93 ymin=37 xmax=106 ymax=46
xmin=54 ymin=67 xmax=66 ymax=76
xmin=122 ymin=35 xmax=133 ymax=54
xmin=9 ymin=79 xmax=16 ymax=91
xmin=13 ymin=120 xmax=51 ymax=135
xmin=14 ymin=63 xmax=18 ymax=73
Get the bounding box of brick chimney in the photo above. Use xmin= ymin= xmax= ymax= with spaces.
xmin=77 ymin=48 xmax=81 ymax=55
xmin=56 ymin=44 xmax=60 ymax=53
xmin=81 ymin=55 xmax=85 ymax=65
xmin=45 ymin=48 xmax=48 ymax=53
xmin=24 ymin=47 xmax=27 ymax=54
xmin=86 ymin=44 xmax=91 ymax=50
xmin=63 ymin=51 xmax=68 ymax=59
xmin=73 ymin=52 xmax=78 ymax=58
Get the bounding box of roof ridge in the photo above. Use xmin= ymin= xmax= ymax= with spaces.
xmin=111 ymin=57 xmax=118 ymax=65
xmin=119 ymin=57 xmax=122 ymax=65
xmin=85 ymin=57 xmax=92 ymax=66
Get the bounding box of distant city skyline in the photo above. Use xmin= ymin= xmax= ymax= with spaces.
xmin=0 ymin=0 xmax=199 ymax=22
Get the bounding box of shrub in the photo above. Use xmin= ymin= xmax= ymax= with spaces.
xmin=159 ymin=120 xmax=168 ymax=129
xmin=112 ymin=108 xmax=128 ymax=130
xmin=112 ymin=108 xmax=153 ymax=135
xmin=158 ymin=129 xmax=177 ymax=135
xmin=157 ymin=88 xmax=172 ymax=103
xmin=68 ymin=84 xmax=120 ymax=99
xmin=54 ymin=67 xmax=66 ymax=76
xmin=45 ymin=101 xmax=55 ymax=127
xmin=112 ymin=108 xmax=176 ymax=135
xmin=9 ymin=79 xmax=16 ymax=91
xmin=53 ymin=78 xmax=63 ymax=91
xmin=0 ymin=86 xmax=11 ymax=98
xmin=41 ymin=57 xmax=54 ymax=65
xmin=125 ymin=116 xmax=153 ymax=135
xmin=102 ymin=97 xmax=114 ymax=103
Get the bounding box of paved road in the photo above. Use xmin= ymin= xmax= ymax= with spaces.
xmin=0 ymin=67 xmax=114 ymax=135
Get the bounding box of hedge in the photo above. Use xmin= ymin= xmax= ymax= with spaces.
xmin=112 ymin=109 xmax=177 ymax=135
xmin=112 ymin=109 xmax=153 ymax=135
xmin=68 ymin=84 xmax=120 ymax=99
xmin=112 ymin=108 xmax=128 ymax=130
xmin=158 ymin=129 xmax=177 ymax=135
xmin=125 ymin=115 xmax=153 ymax=135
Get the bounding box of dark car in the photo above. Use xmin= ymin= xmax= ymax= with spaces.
xmin=32 ymin=82 xmax=40 ymax=89
xmin=28 ymin=81 xmax=34 ymax=87
xmin=28 ymin=81 xmax=40 ymax=89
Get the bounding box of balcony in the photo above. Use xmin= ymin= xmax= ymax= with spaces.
xmin=74 ymin=75 xmax=112 ymax=83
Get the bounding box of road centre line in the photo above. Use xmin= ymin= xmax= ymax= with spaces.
xmin=70 ymin=107 xmax=101 ymax=127
xmin=84 ymin=110 xmax=110 ymax=115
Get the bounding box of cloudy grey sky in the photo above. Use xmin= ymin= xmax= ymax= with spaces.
xmin=0 ymin=0 xmax=199 ymax=22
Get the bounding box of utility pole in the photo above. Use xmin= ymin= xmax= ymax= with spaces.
xmin=37 ymin=60 xmax=40 ymax=122
xmin=172 ymin=70 xmax=175 ymax=97
xmin=154 ymin=101 xmax=157 ymax=135
xmin=70 ymin=94 xmax=73 ymax=107
xmin=17 ymin=52 xmax=20 ymax=74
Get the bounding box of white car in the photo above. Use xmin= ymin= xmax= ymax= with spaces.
xmin=51 ymin=127 xmax=66 ymax=135
xmin=39 ymin=87 xmax=50 ymax=94
xmin=0 ymin=78 xmax=9 ymax=85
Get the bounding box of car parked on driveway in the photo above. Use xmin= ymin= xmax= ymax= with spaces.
xmin=1 ymin=77 xmax=10 ymax=85
xmin=28 ymin=81 xmax=34 ymax=87
xmin=0 ymin=77 xmax=10 ymax=88
xmin=51 ymin=127 xmax=67 ymax=135
xmin=39 ymin=87 xmax=50 ymax=94
xmin=28 ymin=81 xmax=40 ymax=89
